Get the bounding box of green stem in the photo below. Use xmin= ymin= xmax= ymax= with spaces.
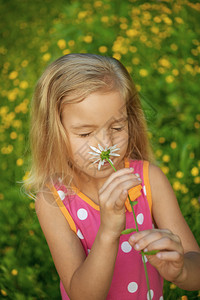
xmin=106 ymin=159 xmax=152 ymax=300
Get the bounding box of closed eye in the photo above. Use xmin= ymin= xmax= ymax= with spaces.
xmin=111 ymin=127 xmax=124 ymax=132
xmin=78 ymin=132 xmax=92 ymax=137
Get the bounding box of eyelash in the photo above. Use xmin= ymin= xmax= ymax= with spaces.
xmin=78 ymin=127 xmax=124 ymax=138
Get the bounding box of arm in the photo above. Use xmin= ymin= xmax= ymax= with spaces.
xmin=36 ymin=168 xmax=141 ymax=299
xmin=128 ymin=164 xmax=200 ymax=290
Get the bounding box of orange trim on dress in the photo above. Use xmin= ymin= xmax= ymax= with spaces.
xmin=71 ymin=185 xmax=100 ymax=211
xmin=47 ymin=184 xmax=77 ymax=233
xmin=143 ymin=161 xmax=152 ymax=216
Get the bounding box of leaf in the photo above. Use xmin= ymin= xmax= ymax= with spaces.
xmin=130 ymin=200 xmax=138 ymax=207
xmin=121 ymin=228 xmax=137 ymax=235
xmin=141 ymin=250 xmax=160 ymax=255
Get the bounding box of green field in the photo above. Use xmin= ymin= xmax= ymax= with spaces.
xmin=0 ymin=0 xmax=200 ymax=299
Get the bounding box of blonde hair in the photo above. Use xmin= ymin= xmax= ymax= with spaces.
xmin=25 ymin=53 xmax=153 ymax=193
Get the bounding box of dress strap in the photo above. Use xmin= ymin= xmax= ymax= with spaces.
xmin=143 ymin=161 xmax=152 ymax=216
xmin=46 ymin=184 xmax=77 ymax=233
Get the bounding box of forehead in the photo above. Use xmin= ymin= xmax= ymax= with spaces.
xmin=62 ymin=91 xmax=127 ymax=129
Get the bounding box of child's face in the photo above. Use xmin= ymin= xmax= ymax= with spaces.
xmin=62 ymin=90 xmax=129 ymax=180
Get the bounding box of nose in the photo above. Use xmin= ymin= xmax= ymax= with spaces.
xmin=98 ymin=128 xmax=113 ymax=148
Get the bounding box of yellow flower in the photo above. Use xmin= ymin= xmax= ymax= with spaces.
xmin=194 ymin=177 xmax=200 ymax=184
xmin=173 ymin=181 xmax=181 ymax=191
xmin=162 ymin=154 xmax=170 ymax=163
xmin=21 ymin=60 xmax=28 ymax=67
xmin=126 ymin=29 xmax=138 ymax=37
xmin=139 ymin=69 xmax=148 ymax=77
xmin=159 ymin=137 xmax=165 ymax=144
xmin=63 ymin=49 xmax=70 ymax=55
xmin=9 ymin=71 xmax=18 ymax=80
xmin=1 ymin=289 xmax=7 ymax=296
xmin=153 ymin=16 xmax=161 ymax=23
xmin=99 ymin=46 xmax=107 ymax=53
xmin=175 ymin=17 xmax=184 ymax=24
xmin=57 ymin=39 xmax=66 ymax=50
xmin=68 ymin=40 xmax=75 ymax=47
xmin=16 ymin=158 xmax=24 ymax=166
xmin=170 ymin=283 xmax=176 ymax=289
xmin=101 ymin=16 xmax=109 ymax=23
xmin=112 ymin=53 xmax=121 ymax=60
xmin=135 ymin=84 xmax=141 ymax=92
xmin=29 ymin=230 xmax=35 ymax=236
xmin=10 ymin=132 xmax=17 ymax=139
xmin=176 ymin=171 xmax=184 ymax=178
xmin=23 ymin=171 xmax=30 ymax=181
xmin=161 ymin=166 xmax=169 ymax=174
xmin=83 ymin=35 xmax=93 ymax=43
xmin=42 ymin=53 xmax=51 ymax=62
xmin=170 ymin=44 xmax=178 ymax=51
xmin=159 ymin=58 xmax=171 ymax=68
xmin=132 ymin=57 xmax=140 ymax=65
xmin=11 ymin=269 xmax=18 ymax=276
xmin=129 ymin=46 xmax=137 ymax=53
xmin=19 ymin=81 xmax=28 ymax=89
xmin=181 ymin=184 xmax=188 ymax=194
xmin=165 ymin=75 xmax=174 ymax=83
xmin=0 ymin=193 xmax=4 ymax=200
xmin=191 ymin=167 xmax=199 ymax=176
xmin=155 ymin=149 xmax=162 ymax=157
xmin=170 ymin=142 xmax=177 ymax=149
xmin=151 ymin=26 xmax=159 ymax=34
xmin=172 ymin=69 xmax=179 ymax=76
xmin=29 ymin=202 xmax=35 ymax=209
xmin=189 ymin=152 xmax=195 ymax=159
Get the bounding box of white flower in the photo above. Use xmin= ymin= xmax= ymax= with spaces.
xmin=88 ymin=144 xmax=120 ymax=170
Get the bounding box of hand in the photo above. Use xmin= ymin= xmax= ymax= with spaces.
xmin=99 ymin=168 xmax=142 ymax=240
xmin=128 ymin=229 xmax=185 ymax=282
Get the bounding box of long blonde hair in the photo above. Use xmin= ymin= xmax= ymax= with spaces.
xmin=25 ymin=53 xmax=153 ymax=193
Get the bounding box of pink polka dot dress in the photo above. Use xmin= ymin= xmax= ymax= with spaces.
xmin=51 ymin=160 xmax=164 ymax=299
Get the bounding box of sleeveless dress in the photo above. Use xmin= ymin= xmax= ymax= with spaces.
xmin=50 ymin=160 xmax=164 ymax=300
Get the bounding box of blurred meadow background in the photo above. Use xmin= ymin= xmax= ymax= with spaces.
xmin=0 ymin=0 xmax=200 ymax=299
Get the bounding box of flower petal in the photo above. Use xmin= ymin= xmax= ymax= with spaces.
xmin=110 ymin=153 xmax=120 ymax=157
xmin=89 ymin=146 xmax=101 ymax=154
xmin=98 ymin=144 xmax=104 ymax=151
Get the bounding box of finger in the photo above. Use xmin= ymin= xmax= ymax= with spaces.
xmin=129 ymin=229 xmax=171 ymax=246
xmin=115 ymin=189 xmax=128 ymax=211
xmin=156 ymin=251 xmax=183 ymax=262
xmin=99 ymin=168 xmax=137 ymax=193
xmin=99 ymin=174 xmax=141 ymax=204
xmin=143 ymin=236 xmax=184 ymax=255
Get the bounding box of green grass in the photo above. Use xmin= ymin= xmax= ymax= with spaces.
xmin=0 ymin=0 xmax=200 ymax=298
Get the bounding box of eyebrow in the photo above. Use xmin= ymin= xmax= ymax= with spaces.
xmin=70 ymin=117 xmax=128 ymax=130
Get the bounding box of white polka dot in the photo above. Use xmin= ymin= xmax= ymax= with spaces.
xmin=88 ymin=249 xmax=91 ymax=254
xmin=147 ymin=289 xmax=154 ymax=300
xmin=143 ymin=185 xmax=147 ymax=196
xmin=77 ymin=229 xmax=84 ymax=239
xmin=121 ymin=241 xmax=132 ymax=253
xmin=57 ymin=190 xmax=65 ymax=201
xmin=159 ymin=297 xmax=164 ymax=300
xmin=137 ymin=213 xmax=144 ymax=225
xmin=77 ymin=208 xmax=88 ymax=220
xmin=127 ymin=281 xmax=138 ymax=293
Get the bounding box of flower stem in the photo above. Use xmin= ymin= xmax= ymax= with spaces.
xmin=106 ymin=159 xmax=152 ymax=300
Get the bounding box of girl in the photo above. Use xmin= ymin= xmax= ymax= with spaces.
xmin=26 ymin=54 xmax=200 ymax=299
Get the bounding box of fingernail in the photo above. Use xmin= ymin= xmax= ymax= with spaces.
xmin=135 ymin=243 xmax=140 ymax=250
xmin=137 ymin=178 xmax=142 ymax=181
xmin=129 ymin=167 xmax=134 ymax=171
xmin=135 ymin=173 xmax=140 ymax=177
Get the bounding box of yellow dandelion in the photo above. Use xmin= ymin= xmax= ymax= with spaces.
xmin=162 ymin=154 xmax=170 ymax=163
xmin=29 ymin=202 xmax=35 ymax=209
xmin=191 ymin=49 xmax=198 ymax=56
xmin=135 ymin=84 xmax=141 ymax=92
xmin=21 ymin=60 xmax=28 ymax=67
xmin=132 ymin=57 xmax=140 ymax=65
xmin=170 ymin=141 xmax=177 ymax=149
xmin=151 ymin=26 xmax=159 ymax=34
xmin=153 ymin=16 xmax=161 ymax=23
xmin=78 ymin=11 xmax=88 ymax=19
xmin=16 ymin=158 xmax=24 ymax=166
xmin=101 ymin=16 xmax=109 ymax=23
xmin=165 ymin=75 xmax=174 ymax=83
xmin=42 ymin=53 xmax=51 ymax=62
xmin=194 ymin=122 xmax=199 ymax=129
xmin=23 ymin=171 xmax=30 ymax=181
xmin=191 ymin=198 xmax=198 ymax=207
xmin=181 ymin=184 xmax=188 ymax=194
xmin=57 ymin=39 xmax=66 ymax=50
xmin=112 ymin=53 xmax=121 ymax=60
xmin=10 ymin=132 xmax=17 ymax=140
xmin=126 ymin=29 xmax=138 ymax=37
xmin=8 ymin=90 xmax=17 ymax=101
xmin=159 ymin=137 xmax=165 ymax=144
xmin=83 ymin=35 xmax=93 ymax=43
xmin=176 ymin=171 xmax=184 ymax=178
xmin=170 ymin=44 xmax=178 ymax=51
xmin=0 ymin=193 xmax=4 ymax=200
xmin=68 ymin=40 xmax=75 ymax=47
xmin=63 ymin=49 xmax=70 ymax=55
xmin=9 ymin=71 xmax=18 ymax=80
xmin=191 ymin=167 xmax=199 ymax=176
xmin=170 ymin=283 xmax=176 ymax=289
xmin=129 ymin=46 xmax=137 ymax=53
xmin=12 ymin=120 xmax=22 ymax=128
xmin=120 ymin=23 xmax=128 ymax=30
xmin=175 ymin=17 xmax=184 ymax=24
xmin=11 ymin=269 xmax=18 ymax=276
xmin=99 ymin=46 xmax=107 ymax=53
xmin=194 ymin=177 xmax=200 ymax=184
xmin=198 ymin=160 xmax=200 ymax=167
xmin=29 ymin=230 xmax=35 ymax=236
xmin=1 ymin=289 xmax=7 ymax=296
xmin=173 ymin=181 xmax=181 ymax=191
xmin=139 ymin=69 xmax=148 ymax=77
xmin=163 ymin=17 xmax=172 ymax=25
xmin=161 ymin=166 xmax=169 ymax=174
xmin=172 ymin=69 xmax=179 ymax=76
xmin=158 ymin=67 xmax=165 ymax=74
xmin=155 ymin=149 xmax=162 ymax=157
xmin=19 ymin=81 xmax=28 ymax=89
xmin=189 ymin=152 xmax=195 ymax=159
xmin=40 ymin=45 xmax=48 ymax=53
xmin=159 ymin=58 xmax=171 ymax=68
